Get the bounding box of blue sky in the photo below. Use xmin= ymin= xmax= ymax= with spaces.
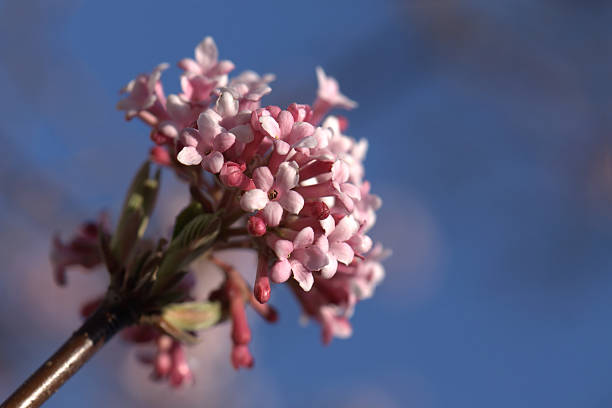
xmin=1 ymin=1 xmax=612 ymax=407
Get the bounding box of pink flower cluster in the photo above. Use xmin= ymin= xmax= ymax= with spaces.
xmin=53 ymin=36 xmax=388 ymax=386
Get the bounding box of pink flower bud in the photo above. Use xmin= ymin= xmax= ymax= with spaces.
xmin=150 ymin=146 xmax=171 ymax=166
xmin=247 ymin=215 xmax=267 ymax=237
xmin=254 ymin=253 xmax=271 ymax=303
xmin=231 ymin=344 xmax=254 ymax=370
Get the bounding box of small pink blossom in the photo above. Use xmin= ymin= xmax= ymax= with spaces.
xmin=240 ymin=161 xmax=304 ymax=226
xmin=311 ymin=67 xmax=357 ymax=124
xmin=268 ymin=227 xmax=328 ymax=291
xmin=117 ymin=63 xmax=169 ymax=119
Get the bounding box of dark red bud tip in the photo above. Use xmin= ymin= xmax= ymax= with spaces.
xmin=265 ymin=306 xmax=279 ymax=323
xmin=254 ymin=276 xmax=271 ymax=304
xmin=311 ymin=201 xmax=330 ymax=220
xmin=247 ymin=216 xmax=267 ymax=236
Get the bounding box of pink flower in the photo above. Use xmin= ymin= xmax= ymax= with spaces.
xmin=240 ymin=161 xmax=304 ymax=226
xmin=117 ymin=63 xmax=169 ymax=119
xmin=179 ymin=36 xmax=234 ymax=82
xmin=316 ymin=215 xmax=359 ymax=279
xmin=311 ymin=67 xmax=357 ymax=124
xmin=176 ymin=103 xmax=253 ymax=173
xmin=223 ymin=70 xmax=275 ymax=111
xmin=268 ymin=227 xmax=329 ymax=291
xmin=50 ymin=220 xmax=105 ymax=286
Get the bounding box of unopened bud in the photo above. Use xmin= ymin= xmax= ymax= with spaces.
xmin=247 ymin=216 xmax=266 ymax=237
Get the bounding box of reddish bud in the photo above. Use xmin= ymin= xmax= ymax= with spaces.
xmin=231 ymin=344 xmax=254 ymax=370
xmin=247 ymin=216 xmax=266 ymax=237
xmin=150 ymin=146 xmax=171 ymax=166
xmin=254 ymin=252 xmax=271 ymax=303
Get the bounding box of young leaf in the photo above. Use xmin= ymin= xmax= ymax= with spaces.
xmin=154 ymin=213 xmax=221 ymax=292
xmin=110 ymin=161 xmax=161 ymax=266
xmin=162 ymin=301 xmax=224 ymax=331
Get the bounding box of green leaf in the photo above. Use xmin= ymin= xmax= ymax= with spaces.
xmin=162 ymin=301 xmax=224 ymax=331
xmin=154 ymin=213 xmax=221 ymax=293
xmin=172 ymin=201 xmax=203 ymax=239
xmin=110 ymin=161 xmax=161 ymax=265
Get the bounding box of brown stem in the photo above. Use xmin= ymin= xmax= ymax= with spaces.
xmin=1 ymin=301 xmax=138 ymax=408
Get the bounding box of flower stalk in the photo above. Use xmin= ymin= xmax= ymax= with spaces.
xmin=1 ymin=299 xmax=139 ymax=408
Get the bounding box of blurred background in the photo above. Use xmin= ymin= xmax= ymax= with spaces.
xmin=1 ymin=0 xmax=612 ymax=407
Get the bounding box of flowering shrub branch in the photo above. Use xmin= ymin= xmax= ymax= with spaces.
xmin=1 ymin=36 xmax=389 ymax=407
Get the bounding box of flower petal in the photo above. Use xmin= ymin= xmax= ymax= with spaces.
xmin=270 ymin=259 xmax=292 ymax=283
xmin=290 ymin=260 xmax=314 ymax=291
xmin=330 ymin=242 xmax=354 ymax=265
xmin=320 ymin=215 xmax=335 ymax=236
xmin=229 ymin=124 xmax=254 ymax=143
xmin=259 ymin=116 xmax=280 ymax=139
xmin=293 ymin=227 xmax=314 ymax=249
xmin=166 ymin=94 xmax=193 ymax=125
xmin=213 ymin=132 xmax=235 ymax=152
xmin=202 ymin=151 xmax=224 ymax=174
xmin=240 ymin=189 xmax=269 ymax=212
xmin=215 ymin=91 xmax=238 ymax=117
xmin=272 ymin=238 xmax=293 ymax=260
xmin=177 ymin=146 xmax=202 ymax=166
xmin=195 ymin=36 xmax=218 ymax=70
xmin=320 ymin=255 xmax=338 ymax=279
xmin=275 ymin=161 xmax=300 ymax=190
xmin=278 ymin=190 xmax=304 ymax=215
xmin=262 ymin=201 xmax=283 ymax=227
xmin=253 ymin=166 xmax=274 ymax=192
xmin=329 ymin=216 xmax=359 ymax=243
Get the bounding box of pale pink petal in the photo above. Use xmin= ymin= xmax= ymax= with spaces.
xmin=341 ymin=183 xmax=361 ymax=200
xmin=197 ymin=109 xmax=222 ymax=141
xmin=158 ymin=121 xmax=179 ymax=139
xmin=332 ymin=161 xmax=350 ymax=184
xmin=179 ymin=127 xmax=200 ymax=147
xmin=275 ymin=239 xmax=294 ymax=261
xmin=293 ymin=135 xmax=318 ymax=149
xmin=177 ymin=146 xmax=202 ymax=166
xmin=215 ymin=91 xmax=238 ymax=117
xmin=202 ymin=151 xmax=224 ymax=174
xmin=275 ymin=161 xmax=300 ymax=190
xmin=274 ymin=140 xmax=291 ymax=155
xmin=320 ymin=255 xmax=338 ymax=279
xmin=166 ymin=94 xmax=193 ymax=125
xmin=213 ymin=132 xmax=235 ymax=152
xmin=288 ymin=122 xmax=315 ymax=145
xmin=320 ymin=215 xmax=335 ymax=236
xmin=296 ymin=246 xmax=329 ymax=271
xmin=330 ymin=242 xmax=354 ymax=265
xmin=229 ymin=125 xmax=254 ymax=143
xmin=348 ymin=234 xmax=373 ymax=253
xmin=262 ymin=201 xmax=283 ymax=227
xmin=290 ymin=260 xmax=314 ymax=291
xmin=195 ymin=37 xmax=218 ymax=70
xmin=293 ymin=227 xmax=314 ymax=249
xmin=278 ymin=190 xmax=304 ymax=214
xmin=240 ymin=189 xmax=269 ymax=212
xmin=252 ymin=166 xmax=274 ymax=191
xmin=178 ymin=58 xmax=201 ymax=74
xmin=329 ymin=216 xmax=359 ymax=243
xmin=314 ymin=235 xmax=329 ymax=253
xmin=277 ymin=110 xmax=294 ymax=138
xmin=259 ymin=116 xmax=280 ymax=139
xmin=211 ymin=60 xmax=235 ymax=76
xmin=271 ymin=259 xmax=292 ymax=283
